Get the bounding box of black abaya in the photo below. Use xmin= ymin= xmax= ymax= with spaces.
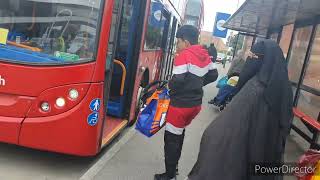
xmin=188 ymin=40 xmax=293 ymax=180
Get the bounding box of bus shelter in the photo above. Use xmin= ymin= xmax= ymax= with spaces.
xmin=224 ymin=0 xmax=320 ymax=149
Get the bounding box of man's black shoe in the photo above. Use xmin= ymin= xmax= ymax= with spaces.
xmin=154 ymin=173 xmax=176 ymax=180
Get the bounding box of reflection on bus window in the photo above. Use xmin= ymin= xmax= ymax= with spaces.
xmin=287 ymin=26 xmax=313 ymax=83
xmin=144 ymin=1 xmax=166 ymax=50
xmin=117 ymin=0 xmax=134 ymax=56
xmin=0 ymin=0 xmax=101 ymax=64
xmin=302 ymin=25 xmax=320 ymax=91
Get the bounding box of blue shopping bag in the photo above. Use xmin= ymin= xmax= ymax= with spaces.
xmin=216 ymin=76 xmax=228 ymax=88
xmin=135 ymin=87 xmax=170 ymax=137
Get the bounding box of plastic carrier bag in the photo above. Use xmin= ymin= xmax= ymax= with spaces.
xmin=295 ymin=149 xmax=320 ymax=180
xmin=227 ymin=76 xmax=239 ymax=87
xmin=135 ymin=81 xmax=170 ymax=137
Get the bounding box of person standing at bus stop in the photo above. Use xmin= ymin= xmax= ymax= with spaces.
xmin=208 ymin=43 xmax=217 ymax=63
xmin=154 ymin=25 xmax=218 ymax=180
xmin=187 ymin=40 xmax=293 ymax=180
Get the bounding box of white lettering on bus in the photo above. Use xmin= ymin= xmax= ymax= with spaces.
xmin=0 ymin=75 xmax=6 ymax=86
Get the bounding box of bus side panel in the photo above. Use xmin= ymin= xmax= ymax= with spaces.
xmin=0 ymin=117 xmax=23 ymax=144
xmin=0 ymin=62 xmax=95 ymax=97
xmin=19 ymin=83 xmax=104 ymax=156
xmin=148 ymin=51 xmax=163 ymax=82
xmin=128 ymin=50 xmax=162 ymax=122
xmin=140 ymin=51 xmax=162 ymax=82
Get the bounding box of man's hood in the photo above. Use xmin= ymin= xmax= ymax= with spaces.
xmin=185 ymin=45 xmax=211 ymax=62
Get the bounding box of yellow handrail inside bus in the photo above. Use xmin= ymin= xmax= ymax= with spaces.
xmin=113 ymin=59 xmax=126 ymax=96
xmin=7 ymin=41 xmax=42 ymax=52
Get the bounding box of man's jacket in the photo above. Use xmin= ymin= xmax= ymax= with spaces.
xmin=169 ymin=45 xmax=218 ymax=107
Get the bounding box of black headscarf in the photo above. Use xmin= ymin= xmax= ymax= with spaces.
xmin=236 ymin=40 xmax=293 ymax=129
xmin=235 ymin=42 xmax=264 ymax=93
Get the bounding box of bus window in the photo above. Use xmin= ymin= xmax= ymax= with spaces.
xmin=107 ymin=0 xmax=122 ymax=57
xmin=0 ymin=0 xmax=102 ymax=64
xmin=117 ymin=0 xmax=134 ymax=58
xmin=144 ymin=1 xmax=166 ymax=50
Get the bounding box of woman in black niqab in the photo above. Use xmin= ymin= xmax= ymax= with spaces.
xmin=188 ymin=40 xmax=293 ymax=180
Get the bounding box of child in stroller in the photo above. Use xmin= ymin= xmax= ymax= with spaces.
xmin=209 ymin=75 xmax=239 ymax=111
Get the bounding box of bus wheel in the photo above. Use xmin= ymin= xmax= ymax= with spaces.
xmin=128 ymin=85 xmax=144 ymax=127
xmin=128 ymin=71 xmax=148 ymax=126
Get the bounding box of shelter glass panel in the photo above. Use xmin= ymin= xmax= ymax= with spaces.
xmin=287 ymin=26 xmax=313 ymax=83
xmin=242 ymin=36 xmax=254 ymax=59
xmin=297 ymin=90 xmax=320 ymax=120
xmin=292 ymin=86 xmax=297 ymax=100
xmin=280 ymin=24 xmax=294 ymax=59
xmin=302 ymin=24 xmax=320 ymax=91
xmin=232 ymin=35 xmax=254 ymax=60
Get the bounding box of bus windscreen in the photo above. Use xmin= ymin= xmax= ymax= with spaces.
xmin=0 ymin=0 xmax=102 ymax=64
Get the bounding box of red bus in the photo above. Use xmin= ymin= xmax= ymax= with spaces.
xmin=184 ymin=0 xmax=204 ymax=30
xmin=0 ymin=0 xmax=186 ymax=156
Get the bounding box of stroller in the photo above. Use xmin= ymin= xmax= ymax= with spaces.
xmin=210 ymin=76 xmax=238 ymax=111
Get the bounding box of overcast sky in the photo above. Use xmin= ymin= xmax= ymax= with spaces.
xmin=203 ymin=0 xmax=246 ymax=32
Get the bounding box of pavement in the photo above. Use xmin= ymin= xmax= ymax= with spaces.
xmin=80 ymin=63 xmax=306 ymax=180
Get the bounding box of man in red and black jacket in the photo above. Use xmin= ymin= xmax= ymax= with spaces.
xmin=155 ymin=25 xmax=218 ymax=180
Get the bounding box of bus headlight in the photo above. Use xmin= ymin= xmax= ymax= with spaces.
xmin=69 ymin=89 xmax=79 ymax=100
xmin=56 ymin=97 xmax=66 ymax=107
xmin=41 ymin=102 xmax=50 ymax=112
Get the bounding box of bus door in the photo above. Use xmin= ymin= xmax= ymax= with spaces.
xmin=104 ymin=0 xmax=123 ymax=112
xmin=160 ymin=16 xmax=178 ymax=80
xmin=158 ymin=10 xmax=171 ymax=80
xmin=107 ymin=0 xmax=144 ymax=118
xmin=166 ymin=18 xmax=178 ymax=78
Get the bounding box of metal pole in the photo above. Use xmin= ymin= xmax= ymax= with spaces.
xmin=232 ymin=33 xmax=240 ymax=59
xmin=277 ymin=26 xmax=283 ymax=44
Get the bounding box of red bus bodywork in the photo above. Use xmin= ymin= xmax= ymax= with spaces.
xmin=0 ymin=0 xmax=187 ymax=156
